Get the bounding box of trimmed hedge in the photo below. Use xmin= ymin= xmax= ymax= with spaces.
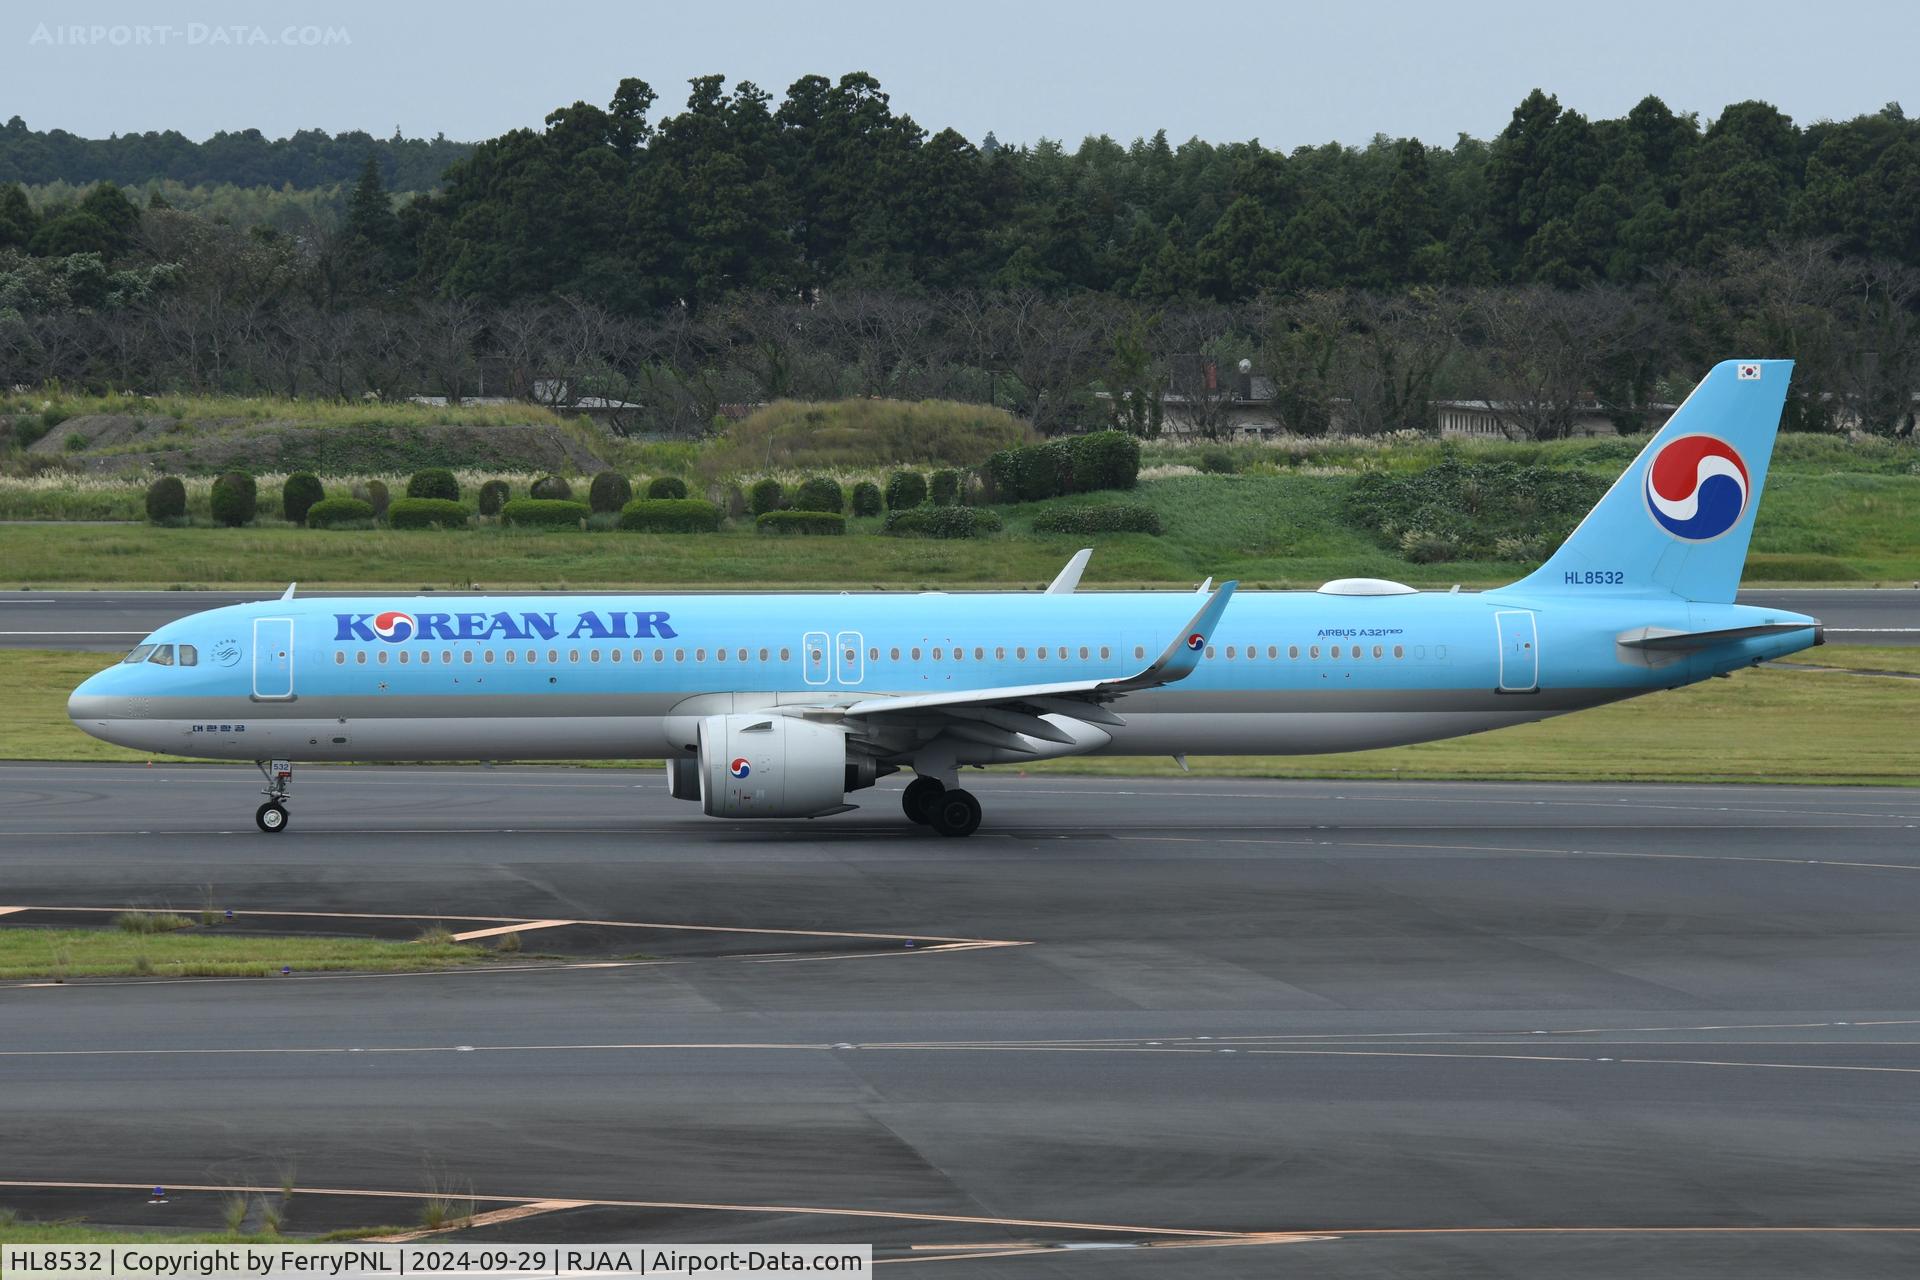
xmin=1031 ymin=503 xmax=1163 ymax=535
xmin=387 ymin=497 xmax=473 ymax=530
xmin=985 ymin=430 xmax=1140 ymax=503
xmin=883 ymin=507 xmax=1003 ymax=539
xmin=747 ymin=477 xmax=783 ymax=515
xmin=756 ymin=510 xmax=846 ymax=535
xmin=850 ymin=480 xmax=882 ymax=517
xmin=282 ymin=472 xmax=324 ymax=524
xmin=529 ymin=475 xmax=572 ymax=500
xmin=209 ymin=472 xmax=257 ymax=527
xmin=646 ymin=475 xmax=689 ymax=500
xmin=306 ymin=496 xmax=376 ymax=528
xmin=589 ymin=471 xmax=633 ymax=513
xmin=501 ymin=497 xmax=591 ymax=528
xmin=477 ymin=479 xmax=511 ymax=516
xmin=617 ymin=498 xmax=723 ymax=533
xmin=884 ymin=471 xmax=926 ymax=510
xmin=929 ymin=468 xmax=961 ymax=507
xmin=791 ymin=475 xmax=844 ymax=513
xmin=407 ymin=467 xmax=460 ymax=501
xmin=144 ymin=475 xmax=186 ymax=524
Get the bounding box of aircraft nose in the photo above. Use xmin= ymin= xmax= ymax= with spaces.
xmin=68 ymin=668 xmax=119 ymax=728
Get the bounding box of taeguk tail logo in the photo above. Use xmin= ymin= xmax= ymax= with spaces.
xmin=370 ymin=610 xmax=417 ymax=643
xmin=1644 ymin=434 xmax=1750 ymax=542
xmin=729 ymin=757 xmax=751 ymax=779
xmin=1186 ymin=633 xmax=1206 ymax=651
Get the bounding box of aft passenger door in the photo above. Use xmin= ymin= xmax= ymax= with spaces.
xmin=252 ymin=617 xmax=295 ymax=701
xmin=1494 ymin=610 xmax=1538 ymax=693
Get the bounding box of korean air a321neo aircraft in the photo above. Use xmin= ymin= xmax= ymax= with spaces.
xmin=70 ymin=359 xmax=1822 ymax=838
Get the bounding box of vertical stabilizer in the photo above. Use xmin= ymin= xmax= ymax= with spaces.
xmin=1506 ymin=359 xmax=1791 ymax=603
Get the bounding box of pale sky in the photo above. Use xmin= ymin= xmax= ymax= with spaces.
xmin=9 ymin=0 xmax=1917 ymax=149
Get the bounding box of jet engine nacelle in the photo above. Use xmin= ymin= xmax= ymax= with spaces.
xmin=698 ymin=713 xmax=850 ymax=818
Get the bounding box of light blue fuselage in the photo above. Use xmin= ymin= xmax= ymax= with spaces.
xmin=67 ymin=585 xmax=1819 ymax=762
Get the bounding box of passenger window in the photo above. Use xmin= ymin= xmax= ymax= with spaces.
xmin=1310 ymin=646 xmax=1320 ymax=659
xmin=1394 ymin=645 xmax=1405 ymax=659
xmin=147 ymin=645 xmax=174 ymax=666
xmin=442 ymin=650 xmax=452 ymax=664
xmin=760 ymin=648 xmax=770 ymax=661
xmin=122 ymin=645 xmax=155 ymax=664
xmin=378 ymin=651 xmax=389 ymax=665
xmin=655 ymin=649 xmax=666 ymax=663
xmin=1437 ymin=645 xmax=1448 ymax=659
xmin=740 ymin=648 xmax=749 ymax=662
xmin=611 ymin=648 xmax=622 ymax=663
xmin=1205 ymin=646 xmax=1215 ymax=659
xmin=504 ymin=650 xmax=515 ymax=664
xmin=1289 ymin=645 xmax=1299 ymax=659
xmin=356 ymin=651 xmax=367 ymax=665
xmin=334 ymin=652 xmax=345 ymax=665
xmin=400 ymin=651 xmax=412 ymax=664
xmin=996 ymin=646 xmax=1006 ymax=660
xmin=1036 ymin=647 xmax=1046 ymax=660
xmin=952 ymin=648 xmax=963 ymax=662
xmin=1134 ymin=646 xmax=1145 ymax=660
xmin=1057 ymin=647 xmax=1068 ymax=660
xmin=1017 ymin=647 xmax=1027 ymax=659
xmin=846 ymin=647 xmax=857 ymax=663
xmin=933 ymin=648 xmax=943 ymax=660
xmin=1100 ymin=646 xmax=1110 ymax=660
xmin=572 ymin=649 xmax=583 ymax=663
xmin=716 ymin=647 xmax=728 ymax=662
xmin=975 ymin=647 xmax=985 ymax=660
xmin=778 ymin=648 xmax=790 ymax=662
xmin=178 ymin=644 xmax=198 ymax=666
xmin=890 ymin=647 xmax=900 ymax=661
xmin=418 ymin=651 xmax=430 ymax=665
xmin=1226 ymin=646 xmax=1236 ymax=659
xmin=1329 ymin=647 xmax=1339 ymax=661
xmin=482 ymin=650 xmax=493 ymax=664
xmin=1351 ymin=645 xmax=1362 ymax=659
xmin=1268 ymin=645 xmax=1278 ymax=659
xmin=591 ymin=649 xmax=601 ymax=663
xmin=1372 ymin=645 xmax=1383 ymax=659
xmin=911 ymin=647 xmax=922 ymax=660
xmin=674 ymin=649 xmax=685 ymax=663
xmin=462 ymin=650 xmax=474 ymax=664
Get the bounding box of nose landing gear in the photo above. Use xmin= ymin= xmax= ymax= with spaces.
xmin=254 ymin=759 xmax=291 ymax=833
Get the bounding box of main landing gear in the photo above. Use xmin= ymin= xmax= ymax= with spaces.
xmin=254 ymin=759 xmax=292 ymax=833
xmin=902 ymin=776 xmax=982 ymax=838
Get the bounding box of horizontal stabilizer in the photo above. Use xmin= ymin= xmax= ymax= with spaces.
xmin=1616 ymin=622 xmax=1819 ymax=652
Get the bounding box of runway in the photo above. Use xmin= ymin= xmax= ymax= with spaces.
xmin=2 ymin=587 xmax=1916 ymax=649
xmin=3 ymin=768 xmax=1920 ymax=1276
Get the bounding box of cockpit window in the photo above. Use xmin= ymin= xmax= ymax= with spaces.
xmin=146 ymin=645 xmax=175 ymax=666
xmin=122 ymin=645 xmax=155 ymax=664
xmin=178 ymin=644 xmax=198 ymax=667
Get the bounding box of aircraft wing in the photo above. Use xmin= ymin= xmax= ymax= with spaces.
xmin=830 ymin=580 xmax=1237 ymax=745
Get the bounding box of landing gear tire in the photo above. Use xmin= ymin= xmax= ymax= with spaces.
xmin=255 ymin=802 xmax=288 ymax=834
xmin=930 ymin=788 xmax=982 ymax=838
xmin=903 ymin=776 xmax=944 ymax=825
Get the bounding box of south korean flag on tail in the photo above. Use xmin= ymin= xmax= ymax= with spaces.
xmin=1737 ymin=362 xmax=1763 ymax=380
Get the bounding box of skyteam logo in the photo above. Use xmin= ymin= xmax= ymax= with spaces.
xmin=729 ymin=757 xmax=751 ymax=779
xmin=1644 ymin=434 xmax=1750 ymax=542
xmin=370 ymin=610 xmax=417 ymax=643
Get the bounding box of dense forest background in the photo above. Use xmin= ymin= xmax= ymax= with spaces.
xmin=2 ymin=75 xmax=1917 ymax=439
